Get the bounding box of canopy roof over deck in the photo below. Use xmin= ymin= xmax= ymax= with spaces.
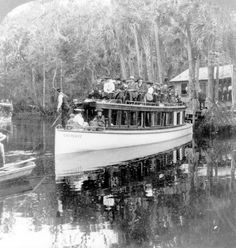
xmin=170 ymin=65 xmax=233 ymax=83
xmin=82 ymin=101 xmax=186 ymax=112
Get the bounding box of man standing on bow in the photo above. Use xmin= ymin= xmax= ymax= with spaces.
xmin=57 ymin=88 xmax=70 ymax=128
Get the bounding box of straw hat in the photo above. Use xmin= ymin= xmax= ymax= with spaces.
xmin=95 ymin=108 xmax=103 ymax=112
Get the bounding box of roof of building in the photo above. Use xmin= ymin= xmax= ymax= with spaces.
xmin=170 ymin=64 xmax=233 ymax=82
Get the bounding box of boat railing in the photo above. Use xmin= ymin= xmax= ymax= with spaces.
xmin=125 ymin=100 xmax=185 ymax=107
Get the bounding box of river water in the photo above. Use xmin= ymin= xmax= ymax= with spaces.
xmin=0 ymin=116 xmax=236 ymax=248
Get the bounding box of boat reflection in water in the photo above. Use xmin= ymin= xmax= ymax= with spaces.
xmin=55 ymin=140 xmax=192 ymax=247
xmin=55 ymin=133 xmax=192 ymax=178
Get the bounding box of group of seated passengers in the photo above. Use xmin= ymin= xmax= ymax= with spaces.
xmin=88 ymin=76 xmax=182 ymax=105
xmin=67 ymin=108 xmax=105 ymax=130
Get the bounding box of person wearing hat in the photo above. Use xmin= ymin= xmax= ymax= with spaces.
xmin=144 ymin=82 xmax=154 ymax=102
xmin=136 ymin=78 xmax=148 ymax=101
xmin=103 ymin=79 xmax=115 ymax=99
xmin=56 ymin=88 xmax=71 ymax=128
xmin=67 ymin=113 xmax=75 ymax=125
xmin=153 ymin=84 xmax=161 ymax=103
xmin=88 ymin=79 xmax=103 ymax=100
xmin=126 ymin=76 xmax=137 ymax=101
xmin=89 ymin=108 xmax=105 ymax=129
xmin=73 ymin=108 xmax=88 ymax=128
xmin=114 ymin=80 xmax=128 ymax=103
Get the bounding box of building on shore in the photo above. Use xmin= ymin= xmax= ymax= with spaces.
xmin=169 ymin=64 xmax=234 ymax=110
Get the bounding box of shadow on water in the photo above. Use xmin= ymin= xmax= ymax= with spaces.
xmin=1 ymin=116 xmax=236 ymax=247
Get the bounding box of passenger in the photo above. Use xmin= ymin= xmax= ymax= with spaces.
xmin=57 ymin=88 xmax=71 ymax=129
xmin=136 ymin=78 xmax=148 ymax=102
xmin=67 ymin=113 xmax=75 ymax=125
xmin=89 ymin=109 xmax=105 ymax=129
xmin=160 ymin=84 xmax=168 ymax=103
xmin=144 ymin=82 xmax=154 ymax=103
xmin=88 ymin=79 xmax=103 ymax=99
xmin=114 ymin=78 xmax=122 ymax=91
xmin=114 ymin=80 xmax=126 ymax=103
xmin=103 ymin=78 xmax=115 ymax=99
xmin=72 ymin=108 xmax=88 ymax=128
xmin=127 ymin=76 xmax=137 ymax=101
xmin=198 ymin=89 xmax=206 ymax=110
xmin=175 ymin=92 xmax=182 ymax=103
xmin=71 ymin=99 xmax=79 ymax=111
xmin=153 ymin=84 xmax=161 ymax=103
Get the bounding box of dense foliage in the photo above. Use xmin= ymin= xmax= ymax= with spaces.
xmin=0 ymin=0 xmax=235 ymax=112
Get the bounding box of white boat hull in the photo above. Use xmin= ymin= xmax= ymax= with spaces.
xmin=55 ymin=134 xmax=192 ymax=178
xmin=55 ymin=123 xmax=193 ymax=155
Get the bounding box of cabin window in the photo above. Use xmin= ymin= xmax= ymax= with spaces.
xmin=102 ymin=109 xmax=109 ymax=127
xmin=130 ymin=111 xmax=136 ymax=126
xmin=151 ymin=112 xmax=155 ymax=126
xmin=111 ymin=110 xmax=118 ymax=126
xmin=161 ymin=112 xmax=166 ymax=126
xmin=176 ymin=148 xmax=180 ymax=161
xmin=177 ymin=112 xmax=180 ymax=125
xmin=116 ymin=110 xmax=122 ymax=126
xmin=121 ymin=111 xmax=128 ymax=125
xmin=154 ymin=112 xmax=161 ymax=126
xmin=166 ymin=112 xmax=174 ymax=125
xmin=181 ymin=82 xmax=188 ymax=95
xmin=182 ymin=111 xmax=185 ymax=124
xmin=144 ymin=112 xmax=152 ymax=127
xmin=137 ymin=112 xmax=143 ymax=127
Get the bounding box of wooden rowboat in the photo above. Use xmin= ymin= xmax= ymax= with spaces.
xmin=0 ymin=158 xmax=36 ymax=183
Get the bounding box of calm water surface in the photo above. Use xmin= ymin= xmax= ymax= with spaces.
xmin=0 ymin=116 xmax=236 ymax=248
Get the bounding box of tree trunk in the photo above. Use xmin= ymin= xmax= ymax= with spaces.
xmin=207 ymin=51 xmax=215 ymax=105
xmin=195 ymin=54 xmax=200 ymax=110
xmin=119 ymin=51 xmax=127 ymax=79
xmin=186 ymin=25 xmax=195 ymax=101
xmin=52 ymin=62 xmax=58 ymax=89
xmin=60 ymin=59 xmax=63 ymax=91
xmin=88 ymin=66 xmax=95 ymax=85
xmin=140 ymin=50 xmax=144 ymax=79
xmin=154 ymin=21 xmax=163 ymax=84
xmin=186 ymin=25 xmax=196 ymax=123
xmin=131 ymin=24 xmax=141 ymax=77
xmin=142 ymin=34 xmax=153 ymax=81
xmin=31 ymin=68 xmax=38 ymax=104
xmin=215 ymin=63 xmax=219 ymax=102
xmin=42 ymin=45 xmax=46 ymax=110
xmin=113 ymin=27 xmax=127 ymax=79
xmin=195 ymin=54 xmax=200 ymax=92
xmin=3 ymin=50 xmax=7 ymax=98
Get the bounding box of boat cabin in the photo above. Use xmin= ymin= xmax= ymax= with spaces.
xmin=82 ymin=101 xmax=186 ymax=130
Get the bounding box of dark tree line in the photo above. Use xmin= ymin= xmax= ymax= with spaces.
xmin=0 ymin=0 xmax=235 ymax=112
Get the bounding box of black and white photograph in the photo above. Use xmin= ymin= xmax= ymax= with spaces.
xmin=0 ymin=0 xmax=236 ymax=247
